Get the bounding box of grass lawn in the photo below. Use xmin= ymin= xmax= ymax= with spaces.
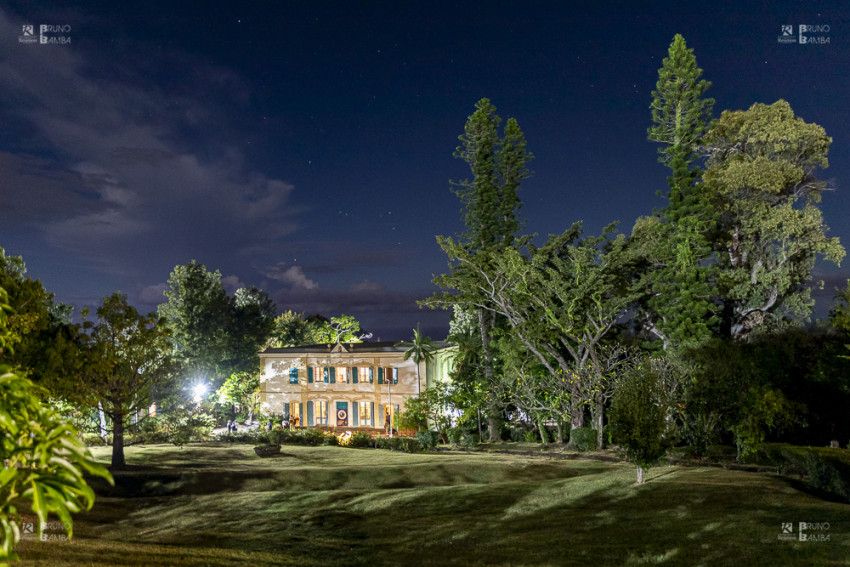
xmin=14 ymin=443 xmax=849 ymax=566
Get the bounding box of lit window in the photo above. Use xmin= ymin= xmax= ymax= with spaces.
xmin=359 ymin=367 xmax=372 ymax=383
xmin=316 ymin=400 xmax=328 ymax=425
xmin=337 ymin=367 xmax=349 ymax=383
xmin=359 ymin=401 xmax=372 ymax=426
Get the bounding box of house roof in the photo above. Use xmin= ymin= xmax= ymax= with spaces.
xmin=261 ymin=340 xmax=453 ymax=355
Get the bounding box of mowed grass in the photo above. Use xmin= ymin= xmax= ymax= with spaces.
xmin=14 ymin=443 xmax=849 ymax=566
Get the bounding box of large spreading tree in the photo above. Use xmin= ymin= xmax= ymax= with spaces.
xmin=704 ymin=100 xmax=845 ymax=339
xmin=77 ymin=293 xmax=174 ymax=468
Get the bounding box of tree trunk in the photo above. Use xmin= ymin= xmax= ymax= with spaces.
xmin=98 ymin=402 xmax=108 ymax=441
xmin=570 ymin=394 xmax=585 ymax=429
xmin=555 ymin=421 xmax=564 ymax=444
xmin=595 ymin=397 xmax=605 ymax=450
xmin=479 ymin=310 xmax=500 ymax=443
xmin=111 ymin=409 xmax=126 ymax=469
xmin=537 ymin=417 xmax=549 ymax=446
xmin=636 ymin=464 xmax=645 ymax=485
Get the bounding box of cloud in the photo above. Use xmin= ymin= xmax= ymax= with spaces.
xmin=349 ymin=279 xmax=383 ymax=293
xmin=138 ymin=283 xmax=168 ymax=304
xmin=0 ymin=8 xmax=297 ymax=280
xmin=265 ymin=263 xmax=319 ymax=290
xmin=221 ymin=275 xmax=247 ymax=294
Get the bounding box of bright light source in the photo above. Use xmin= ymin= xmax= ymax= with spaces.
xmin=192 ymin=383 xmax=207 ymax=404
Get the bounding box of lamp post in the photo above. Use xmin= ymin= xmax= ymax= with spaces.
xmin=387 ymin=368 xmax=393 ymax=438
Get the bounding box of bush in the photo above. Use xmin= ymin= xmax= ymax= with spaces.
xmin=509 ymin=427 xmax=526 ymax=443
xmin=460 ymin=432 xmax=479 ymax=448
xmin=323 ymin=433 xmax=339 ymax=446
xmin=417 ymin=430 xmax=439 ymax=450
xmin=348 ymin=431 xmax=374 ymax=448
xmin=374 ymin=436 xmax=423 ymax=453
xmin=447 ymin=427 xmax=463 ymax=445
xmin=767 ymin=444 xmax=850 ymax=502
xmin=602 ymin=424 xmax=613 ymax=448
xmin=569 ymin=427 xmax=597 ymax=452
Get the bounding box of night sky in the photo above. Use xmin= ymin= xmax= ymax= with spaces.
xmin=1 ymin=2 xmax=848 ymax=340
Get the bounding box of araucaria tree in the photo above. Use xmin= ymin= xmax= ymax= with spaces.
xmin=79 ymin=293 xmax=174 ymax=468
xmin=704 ymin=100 xmax=845 ymax=339
xmin=433 ymin=98 xmax=533 ymax=442
xmin=634 ymin=34 xmax=717 ymax=350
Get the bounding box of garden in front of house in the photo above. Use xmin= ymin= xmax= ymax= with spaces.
xmin=12 ymin=442 xmax=849 ymax=567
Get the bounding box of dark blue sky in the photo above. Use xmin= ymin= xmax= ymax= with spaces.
xmin=1 ymin=1 xmax=848 ymax=340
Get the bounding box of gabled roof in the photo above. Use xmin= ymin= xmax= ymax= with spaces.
xmin=261 ymin=340 xmax=453 ymax=355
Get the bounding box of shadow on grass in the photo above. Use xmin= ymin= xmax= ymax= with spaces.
xmin=29 ymin=445 xmax=850 ymax=567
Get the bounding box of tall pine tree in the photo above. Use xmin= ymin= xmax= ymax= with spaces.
xmin=635 ymin=34 xmax=717 ymax=349
xmin=438 ymin=98 xmax=533 ymax=441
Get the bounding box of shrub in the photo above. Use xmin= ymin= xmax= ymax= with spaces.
xmin=460 ymin=432 xmax=479 ymax=448
xmin=374 ymin=436 xmax=423 ymax=453
xmin=569 ymin=427 xmax=597 ymax=452
xmin=509 ymin=427 xmax=526 ymax=442
xmin=767 ymin=444 xmax=850 ymax=502
xmin=447 ymin=427 xmax=463 ymax=445
xmin=323 ymin=432 xmax=339 ymax=446
xmin=296 ymin=428 xmax=327 ymax=446
xmin=601 ymin=424 xmax=613 ymax=448
xmin=417 ymin=430 xmax=439 ymax=450
xmin=347 ymin=431 xmax=374 ymax=448
xmin=609 ymin=362 xmax=678 ymax=484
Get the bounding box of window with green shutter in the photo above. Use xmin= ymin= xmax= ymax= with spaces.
xmin=289 ymin=368 xmax=298 ymax=384
xmin=377 ymin=367 xmax=384 ymax=384
xmin=352 ymin=366 xmax=358 ymax=383
xmin=307 ymin=367 xmax=313 ymax=383
xmin=323 ymin=367 xmax=329 ymax=383
xmin=330 ymin=367 xmax=336 ymax=384
xmin=392 ymin=367 xmax=398 ymax=385
xmin=307 ymin=401 xmax=314 ymax=426
xmin=369 ymin=367 xmax=374 ymax=383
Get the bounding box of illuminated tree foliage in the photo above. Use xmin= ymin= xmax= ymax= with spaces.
xmin=635 ymin=34 xmax=717 ymax=350
xmin=435 ymin=98 xmax=533 ymax=442
xmin=78 ymin=293 xmax=175 ymax=468
xmin=704 ymin=100 xmax=845 ymax=339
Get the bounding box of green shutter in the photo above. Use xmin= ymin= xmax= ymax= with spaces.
xmin=308 ymin=367 xmax=313 ymax=383
xmin=370 ymin=402 xmax=375 ymax=427
xmin=307 ymin=401 xmax=314 ymax=426
xmin=352 ymin=402 xmax=359 ymax=426
xmin=352 ymin=366 xmax=358 ymax=384
xmin=369 ymin=367 xmax=374 ymax=383
xmin=289 ymin=368 xmax=298 ymax=384
xmin=330 ymin=367 xmax=336 ymax=384
xmin=378 ymin=367 xmax=384 ymax=384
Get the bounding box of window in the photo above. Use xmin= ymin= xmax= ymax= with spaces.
xmin=359 ymin=401 xmax=372 ymax=426
xmin=289 ymin=368 xmax=298 ymax=384
xmin=316 ymin=400 xmax=328 ymax=425
xmin=359 ymin=367 xmax=372 ymax=383
xmin=392 ymin=367 xmax=398 ymax=385
xmin=337 ymin=367 xmax=349 ymax=383
xmin=312 ymin=367 xmax=322 ymax=384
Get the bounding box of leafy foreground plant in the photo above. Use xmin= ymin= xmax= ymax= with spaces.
xmin=0 ymin=288 xmax=113 ymax=562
